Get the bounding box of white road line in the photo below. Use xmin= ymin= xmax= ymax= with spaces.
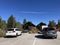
xmin=33 ymin=38 xmax=36 ymax=45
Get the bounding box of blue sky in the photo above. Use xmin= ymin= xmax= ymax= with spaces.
xmin=0 ymin=0 xmax=60 ymax=25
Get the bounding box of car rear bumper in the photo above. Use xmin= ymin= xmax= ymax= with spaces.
xmin=43 ymin=34 xmax=57 ymax=37
xmin=6 ymin=33 xmax=16 ymax=36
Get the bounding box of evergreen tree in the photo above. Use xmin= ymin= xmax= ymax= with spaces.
xmin=48 ymin=20 xmax=56 ymax=27
xmin=2 ymin=20 xmax=7 ymax=30
xmin=0 ymin=16 xmax=7 ymax=30
xmin=23 ymin=19 xmax=27 ymax=30
xmin=56 ymin=20 xmax=60 ymax=31
xmin=23 ymin=19 xmax=27 ymax=25
xmin=0 ymin=16 xmax=2 ymax=29
xmin=7 ymin=15 xmax=16 ymax=28
xmin=16 ymin=22 xmax=23 ymax=30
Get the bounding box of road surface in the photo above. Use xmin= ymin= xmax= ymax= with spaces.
xmin=0 ymin=32 xmax=60 ymax=45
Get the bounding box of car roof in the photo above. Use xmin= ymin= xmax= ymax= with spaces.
xmin=44 ymin=27 xmax=54 ymax=29
xmin=8 ymin=28 xmax=19 ymax=29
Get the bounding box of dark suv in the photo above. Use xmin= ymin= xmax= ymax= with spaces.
xmin=42 ymin=27 xmax=57 ymax=38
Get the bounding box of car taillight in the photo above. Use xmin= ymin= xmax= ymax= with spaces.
xmin=13 ymin=30 xmax=15 ymax=32
xmin=43 ymin=31 xmax=46 ymax=32
xmin=55 ymin=29 xmax=57 ymax=32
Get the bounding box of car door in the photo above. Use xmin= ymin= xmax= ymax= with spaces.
xmin=15 ymin=29 xmax=21 ymax=35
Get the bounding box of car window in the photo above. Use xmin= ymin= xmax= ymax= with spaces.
xmin=43 ymin=28 xmax=55 ymax=31
xmin=16 ymin=29 xmax=20 ymax=31
xmin=43 ymin=28 xmax=48 ymax=31
xmin=48 ymin=28 xmax=55 ymax=30
xmin=8 ymin=29 xmax=14 ymax=31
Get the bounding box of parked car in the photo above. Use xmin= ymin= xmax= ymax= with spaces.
xmin=6 ymin=28 xmax=22 ymax=37
xmin=42 ymin=27 xmax=57 ymax=38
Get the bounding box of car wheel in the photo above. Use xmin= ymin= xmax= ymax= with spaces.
xmin=54 ymin=36 xmax=57 ymax=39
xmin=52 ymin=36 xmax=57 ymax=39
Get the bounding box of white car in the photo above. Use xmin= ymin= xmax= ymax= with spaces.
xmin=6 ymin=28 xmax=22 ymax=37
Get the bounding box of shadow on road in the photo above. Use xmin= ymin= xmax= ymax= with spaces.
xmin=35 ymin=34 xmax=53 ymax=39
xmin=4 ymin=36 xmax=17 ymax=38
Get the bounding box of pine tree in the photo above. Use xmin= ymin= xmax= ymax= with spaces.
xmin=16 ymin=22 xmax=23 ymax=30
xmin=56 ymin=20 xmax=60 ymax=31
xmin=7 ymin=15 xmax=16 ymax=28
xmin=0 ymin=16 xmax=2 ymax=29
xmin=48 ymin=20 xmax=56 ymax=27
xmin=23 ymin=19 xmax=27 ymax=25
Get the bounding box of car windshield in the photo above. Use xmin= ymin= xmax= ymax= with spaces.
xmin=16 ymin=29 xmax=20 ymax=31
xmin=48 ymin=28 xmax=55 ymax=30
xmin=7 ymin=29 xmax=14 ymax=31
xmin=43 ymin=28 xmax=48 ymax=31
xmin=43 ymin=28 xmax=55 ymax=31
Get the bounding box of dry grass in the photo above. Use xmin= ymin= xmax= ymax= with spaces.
xmin=29 ymin=29 xmax=38 ymax=34
xmin=0 ymin=30 xmax=5 ymax=37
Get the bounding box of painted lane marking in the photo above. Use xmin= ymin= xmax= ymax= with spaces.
xmin=33 ymin=38 xmax=36 ymax=45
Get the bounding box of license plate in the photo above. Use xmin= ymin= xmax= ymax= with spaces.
xmin=9 ymin=32 xmax=11 ymax=33
xmin=50 ymin=33 xmax=53 ymax=34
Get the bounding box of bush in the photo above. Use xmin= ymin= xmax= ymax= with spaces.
xmin=0 ymin=30 xmax=5 ymax=37
xmin=29 ymin=29 xmax=38 ymax=34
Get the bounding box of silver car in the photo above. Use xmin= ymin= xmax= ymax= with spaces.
xmin=42 ymin=28 xmax=57 ymax=38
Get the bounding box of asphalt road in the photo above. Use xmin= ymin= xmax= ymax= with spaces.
xmin=0 ymin=32 xmax=60 ymax=45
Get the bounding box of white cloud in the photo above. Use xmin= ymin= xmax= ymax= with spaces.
xmin=20 ymin=11 xmax=48 ymax=14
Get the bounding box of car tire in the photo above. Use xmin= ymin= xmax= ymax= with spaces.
xmin=54 ymin=36 xmax=57 ymax=39
xmin=20 ymin=34 xmax=22 ymax=36
xmin=52 ymin=36 xmax=57 ymax=39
